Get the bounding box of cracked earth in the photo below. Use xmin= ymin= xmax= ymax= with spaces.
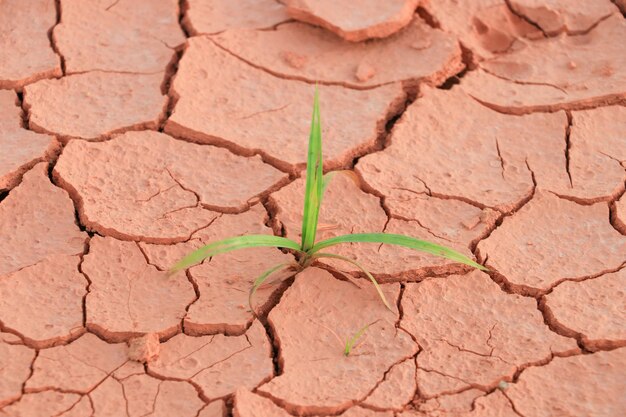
xmin=0 ymin=0 xmax=625 ymax=416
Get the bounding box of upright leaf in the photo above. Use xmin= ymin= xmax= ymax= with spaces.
xmin=300 ymin=88 xmax=324 ymax=252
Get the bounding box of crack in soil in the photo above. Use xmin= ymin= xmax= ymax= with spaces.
xmin=564 ymin=111 xmax=574 ymax=187
xmin=494 ymin=138 xmax=506 ymax=180
xmin=78 ymin=238 xmax=92 ymax=329
xmin=503 ymin=0 xmax=549 ymax=37
xmin=537 ymin=274 xmax=626 ymax=353
xmin=49 ymin=0 xmax=65 ymax=75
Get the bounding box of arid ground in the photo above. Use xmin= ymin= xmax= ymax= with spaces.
xmin=1 ymin=0 xmax=626 ymax=416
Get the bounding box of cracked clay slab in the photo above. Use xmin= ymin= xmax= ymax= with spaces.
xmin=23 ymin=71 xmax=167 ymax=141
xmin=165 ymin=37 xmax=406 ymax=173
xmin=82 ymin=236 xmax=196 ymax=342
xmin=282 ymin=0 xmax=420 ymax=42
xmin=356 ymin=86 xmax=566 ymax=213
xmin=477 ymin=191 xmax=626 ymax=294
xmin=543 ymin=268 xmax=626 ymax=351
xmin=401 ymin=270 xmax=577 ymax=398
xmin=5 ymin=334 xmax=205 ymax=416
xmin=0 ymin=90 xmax=60 ymax=192
xmin=0 ymin=255 xmax=85 ymax=349
xmin=0 ymin=0 xmax=61 ymax=90
xmin=211 ymin=17 xmax=463 ymax=89
xmin=506 ymin=349 xmax=626 ymax=417
xmin=0 ymin=391 xmax=82 ymax=417
xmin=54 ymin=130 xmax=287 ymax=243
xmin=54 ymin=0 xmax=184 ymax=73
xmin=462 ymin=14 xmax=626 ymax=114
xmin=422 ymin=0 xmax=541 ymax=61
xmin=0 ymin=163 xmax=86 ymax=276
xmin=257 ymin=268 xmax=418 ymax=415
xmin=551 ymin=105 xmax=626 ymax=203
xmin=183 ymin=0 xmax=289 ymax=35
xmin=361 ymin=358 xmax=417 ymax=411
xmin=508 ymin=0 xmax=618 ymax=35
xmin=148 ymin=321 xmax=274 ymax=400
xmin=89 ymin=368 xmax=205 ymax=416
xmin=0 ymin=338 xmax=35 ymax=407
xmin=26 ymin=333 xmax=128 ymax=393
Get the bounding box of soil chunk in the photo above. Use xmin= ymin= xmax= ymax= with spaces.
xmin=24 ymin=72 xmax=167 ymax=141
xmin=165 ymin=38 xmax=405 ymax=173
xmin=544 ymin=269 xmax=626 ymax=351
xmin=54 ymin=131 xmax=286 ymax=242
xmin=0 ymin=91 xmax=59 ymax=192
xmin=462 ymin=15 xmax=626 ymax=113
xmin=477 ymin=191 xmax=626 ymax=293
xmin=54 ymin=0 xmax=184 ymax=73
xmin=402 ymin=270 xmax=577 ymax=397
xmin=282 ymin=0 xmax=420 ymax=42
xmin=211 ymin=18 xmax=463 ymax=89
xmin=184 ymin=0 xmax=288 ymax=35
xmin=0 ymin=0 xmax=61 ymax=90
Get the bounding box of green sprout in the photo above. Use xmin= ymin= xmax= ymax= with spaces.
xmin=169 ymin=89 xmax=487 ymax=311
xmin=344 ymin=320 xmax=379 ymax=356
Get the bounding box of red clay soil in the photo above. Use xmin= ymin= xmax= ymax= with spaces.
xmin=0 ymin=1 xmax=625 ymax=416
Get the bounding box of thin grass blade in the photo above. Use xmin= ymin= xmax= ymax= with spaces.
xmin=169 ymin=235 xmax=301 ymax=274
xmin=313 ymin=252 xmax=393 ymax=311
xmin=309 ymin=233 xmax=487 ymax=271
xmin=300 ymin=88 xmax=323 ymax=252
xmin=249 ymin=262 xmax=295 ymax=314
xmin=344 ymin=320 xmax=379 ymax=356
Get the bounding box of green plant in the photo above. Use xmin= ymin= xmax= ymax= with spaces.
xmin=170 ymin=89 xmax=487 ymax=311
xmin=344 ymin=320 xmax=379 ymax=356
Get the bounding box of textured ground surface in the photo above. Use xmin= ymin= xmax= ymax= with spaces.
xmin=1 ymin=0 xmax=625 ymax=416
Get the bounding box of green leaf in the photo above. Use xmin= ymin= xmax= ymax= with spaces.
xmin=313 ymin=253 xmax=393 ymax=311
xmin=249 ymin=262 xmax=296 ymax=314
xmin=344 ymin=320 xmax=379 ymax=356
xmin=309 ymin=233 xmax=487 ymax=271
xmin=300 ymin=88 xmax=323 ymax=252
xmin=169 ymin=235 xmax=301 ymax=274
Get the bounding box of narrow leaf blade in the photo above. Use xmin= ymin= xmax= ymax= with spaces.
xmin=313 ymin=252 xmax=393 ymax=311
xmin=309 ymin=233 xmax=487 ymax=271
xmin=300 ymin=88 xmax=323 ymax=252
xmin=344 ymin=320 xmax=379 ymax=356
xmin=249 ymin=262 xmax=295 ymax=314
xmin=169 ymin=235 xmax=301 ymax=273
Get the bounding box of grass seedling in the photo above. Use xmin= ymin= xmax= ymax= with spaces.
xmin=344 ymin=320 xmax=379 ymax=356
xmin=169 ymin=89 xmax=487 ymax=312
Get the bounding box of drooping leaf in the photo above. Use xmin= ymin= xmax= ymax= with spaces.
xmin=313 ymin=252 xmax=393 ymax=311
xmin=248 ymin=262 xmax=296 ymax=314
xmin=169 ymin=235 xmax=301 ymax=274
xmin=344 ymin=320 xmax=379 ymax=356
xmin=309 ymin=233 xmax=487 ymax=271
xmin=300 ymin=88 xmax=323 ymax=252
